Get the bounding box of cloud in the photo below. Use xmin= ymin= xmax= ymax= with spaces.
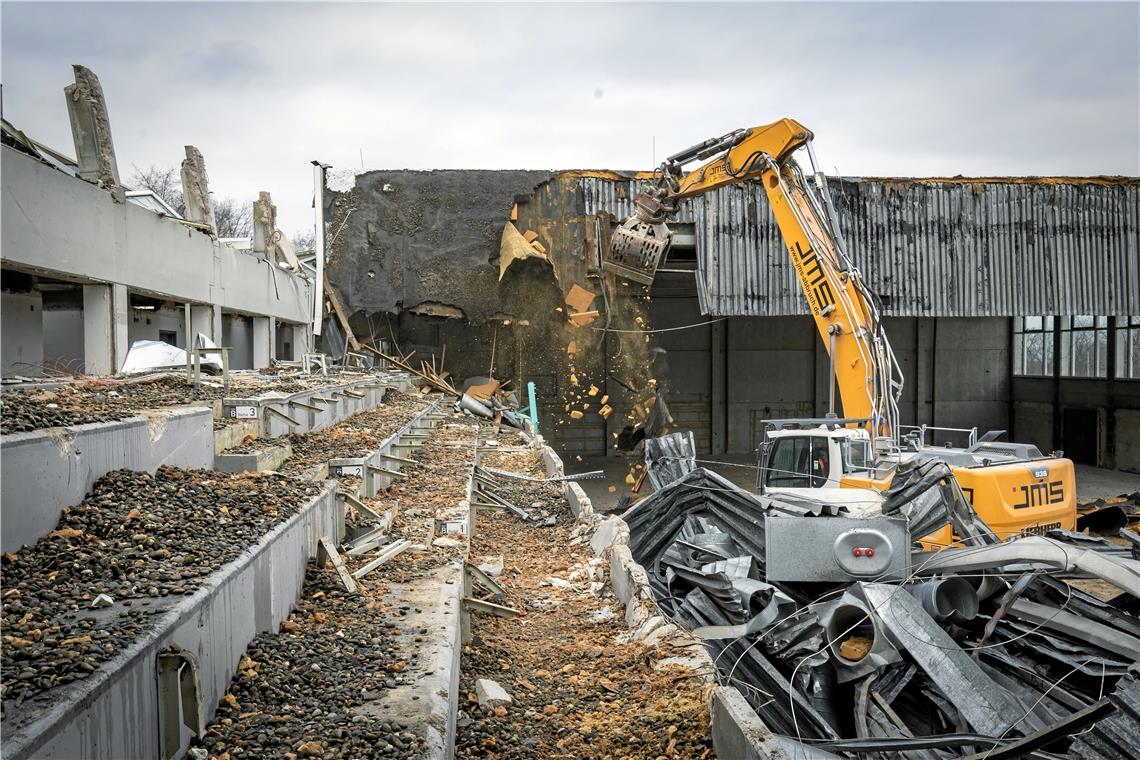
xmin=2 ymin=1 xmax=1136 ymax=234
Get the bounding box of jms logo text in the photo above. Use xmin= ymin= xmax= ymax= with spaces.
xmin=1013 ymin=480 xmax=1065 ymax=509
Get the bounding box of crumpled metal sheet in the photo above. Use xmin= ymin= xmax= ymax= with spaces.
xmin=1068 ymin=674 xmax=1140 ymax=759
xmin=622 ymin=463 xmax=1140 ymax=753
xmin=644 ymin=431 xmax=697 ymax=489
xmin=858 ymin=582 xmax=1034 ymax=736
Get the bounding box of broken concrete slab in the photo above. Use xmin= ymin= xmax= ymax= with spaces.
xmin=180 ymin=145 xmax=216 ymax=233
xmin=590 ymin=515 xmax=629 ymax=557
xmin=64 ymin=65 xmax=122 ymax=199
xmin=474 ymin=679 xmax=512 ymax=708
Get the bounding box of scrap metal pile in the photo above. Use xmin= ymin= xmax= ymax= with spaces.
xmin=624 ymin=460 xmax=1140 ymax=758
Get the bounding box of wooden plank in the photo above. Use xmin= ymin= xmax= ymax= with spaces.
xmin=351 ymin=539 xmax=410 ymax=579
xmin=339 ymin=491 xmax=383 ymax=521
xmin=465 ymin=563 xmax=506 ymax=599
xmin=463 ymin=597 xmax=519 ymax=618
xmin=317 ymin=536 xmax=358 ymax=593
xmin=323 ymin=280 xmax=361 ymax=351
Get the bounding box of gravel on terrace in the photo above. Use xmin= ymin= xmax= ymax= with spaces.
xmin=191 ymin=567 xmax=426 ymax=760
xmin=0 ymin=372 xmax=405 ymax=434
xmin=194 ymin=418 xmax=484 ymax=759
xmin=456 ymin=447 xmax=714 ymax=760
xmin=1 ymin=466 xmax=326 ymax=714
xmin=277 ymin=391 xmax=430 ymax=476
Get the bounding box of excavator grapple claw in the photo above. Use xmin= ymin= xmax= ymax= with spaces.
xmin=605 ymin=197 xmax=673 ymax=285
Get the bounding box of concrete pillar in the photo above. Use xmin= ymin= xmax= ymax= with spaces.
xmin=83 ymin=283 xmax=128 ymax=374
xmin=210 ymin=305 xmax=223 ymax=344
xmin=189 ymin=305 xmax=214 ymax=343
xmin=710 ymin=319 xmax=727 ymax=454
xmin=252 ymin=316 xmax=273 ymax=369
xmin=915 ymin=318 xmax=935 ymax=426
xmin=64 ymin=65 xmax=123 ymax=201
xmin=180 ymin=146 xmax=216 ymax=234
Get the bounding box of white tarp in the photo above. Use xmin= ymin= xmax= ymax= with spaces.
xmin=119 ymin=333 xmax=223 ymax=374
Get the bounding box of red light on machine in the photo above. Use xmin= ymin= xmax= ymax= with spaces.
xmin=851 ymin=547 xmax=875 ymax=558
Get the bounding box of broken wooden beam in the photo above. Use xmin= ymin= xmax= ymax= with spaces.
xmin=351 ymin=539 xmax=411 ymax=580
xmin=463 ymin=597 xmax=519 ymax=618
xmin=317 ymin=536 xmax=358 ymax=593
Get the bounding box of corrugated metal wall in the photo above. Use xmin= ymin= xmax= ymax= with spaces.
xmin=582 ymin=175 xmax=1140 ymax=317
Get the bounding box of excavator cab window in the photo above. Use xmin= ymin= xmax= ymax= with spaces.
xmin=766 ymin=436 xmax=830 ymax=488
xmin=840 ymin=439 xmax=873 ymax=474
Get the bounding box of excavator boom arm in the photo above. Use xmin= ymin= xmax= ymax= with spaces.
xmin=613 ymin=118 xmax=902 ymax=441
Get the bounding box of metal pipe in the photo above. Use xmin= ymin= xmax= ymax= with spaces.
xmin=908 ymin=577 xmax=979 ymax=623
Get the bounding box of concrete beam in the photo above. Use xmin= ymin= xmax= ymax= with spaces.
xmin=63 ymin=65 xmax=122 ymax=201
xmin=2 ymin=147 xmax=312 ymax=324
xmin=180 ymin=145 xmax=216 ymax=234
xmin=82 ymin=283 xmax=128 ymax=374
xmin=709 ymin=686 xmax=791 ymax=760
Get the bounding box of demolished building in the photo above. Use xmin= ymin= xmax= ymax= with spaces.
xmin=321 ymin=168 xmax=1140 ymax=472
xmin=1 ymin=67 xmax=314 ymax=378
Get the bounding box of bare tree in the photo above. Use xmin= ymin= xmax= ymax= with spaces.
xmin=212 ymin=197 xmax=253 ymax=238
xmin=291 ymin=229 xmax=316 ymax=253
xmin=129 ymin=163 xmax=251 ymax=237
xmin=129 ymin=164 xmax=185 ymax=215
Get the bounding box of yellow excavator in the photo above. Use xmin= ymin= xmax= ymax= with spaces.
xmin=610 ymin=118 xmax=1076 ymax=542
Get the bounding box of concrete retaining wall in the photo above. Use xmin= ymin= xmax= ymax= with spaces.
xmin=1 ymin=407 xmax=215 ymax=552
xmin=2 ymin=483 xmax=339 ymax=760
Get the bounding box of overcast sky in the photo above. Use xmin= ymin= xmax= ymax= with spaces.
xmin=3 ymin=1 xmax=1137 ymax=237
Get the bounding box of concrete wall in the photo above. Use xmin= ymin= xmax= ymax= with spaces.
xmin=42 ymin=307 xmax=84 ymax=369
xmin=931 ymin=318 xmax=1011 ymax=436
xmin=1013 ymin=375 xmax=1140 ymax=472
xmin=0 ymin=408 xmax=215 ymax=552
xmin=1 ymin=146 xmax=311 ymax=324
xmin=727 ymin=316 xmax=818 ymax=452
xmin=2 ymin=291 xmax=44 ymax=375
xmin=127 ymin=306 xmax=185 ymax=347
xmin=647 ymin=274 xmax=713 ymax=452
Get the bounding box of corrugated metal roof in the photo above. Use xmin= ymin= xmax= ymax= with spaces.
xmin=576 ymin=175 xmax=1140 ymax=317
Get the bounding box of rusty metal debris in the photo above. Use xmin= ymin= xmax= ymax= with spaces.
xmin=623 ymin=461 xmax=1140 ymax=756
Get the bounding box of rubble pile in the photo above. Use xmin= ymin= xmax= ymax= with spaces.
xmin=0 ymin=370 xmax=404 ymax=434
xmin=363 ymin=419 xmax=482 ymax=582
xmin=624 ymin=464 xmax=1140 ymax=757
xmin=456 ymin=447 xmax=713 ymax=759
xmin=278 ymin=391 xmax=429 ymax=475
xmin=1 ymin=466 xmax=324 ymax=711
